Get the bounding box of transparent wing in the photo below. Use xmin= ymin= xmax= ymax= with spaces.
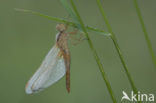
xmin=25 ymin=44 xmax=66 ymax=94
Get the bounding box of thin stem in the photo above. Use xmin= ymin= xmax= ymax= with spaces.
xmin=15 ymin=8 xmax=110 ymax=37
xmin=96 ymin=0 xmax=141 ymax=103
xmin=133 ymin=0 xmax=156 ymax=69
xmin=70 ymin=0 xmax=117 ymax=103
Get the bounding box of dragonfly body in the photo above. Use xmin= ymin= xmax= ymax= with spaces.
xmin=56 ymin=24 xmax=71 ymax=93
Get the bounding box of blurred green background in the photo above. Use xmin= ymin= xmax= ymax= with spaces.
xmin=0 ymin=0 xmax=156 ymax=103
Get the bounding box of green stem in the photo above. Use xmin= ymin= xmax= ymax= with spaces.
xmin=15 ymin=8 xmax=110 ymax=36
xmin=96 ymin=0 xmax=142 ymax=103
xmin=70 ymin=0 xmax=117 ymax=103
xmin=133 ymin=0 xmax=156 ymax=69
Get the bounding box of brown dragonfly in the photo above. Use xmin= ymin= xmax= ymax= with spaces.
xmin=25 ymin=24 xmax=81 ymax=94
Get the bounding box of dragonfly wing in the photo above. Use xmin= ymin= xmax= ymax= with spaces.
xmin=25 ymin=44 xmax=66 ymax=94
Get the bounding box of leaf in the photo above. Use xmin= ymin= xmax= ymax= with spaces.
xmin=86 ymin=26 xmax=111 ymax=36
xmin=15 ymin=8 xmax=110 ymax=37
xmin=59 ymin=0 xmax=82 ymax=29
xmin=59 ymin=0 xmax=80 ymax=26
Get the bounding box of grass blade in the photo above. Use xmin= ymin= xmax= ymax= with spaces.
xmin=96 ymin=0 xmax=142 ymax=103
xmin=133 ymin=0 xmax=156 ymax=69
xmin=59 ymin=0 xmax=79 ymax=24
xmin=15 ymin=8 xmax=110 ymax=37
xmin=69 ymin=0 xmax=117 ymax=103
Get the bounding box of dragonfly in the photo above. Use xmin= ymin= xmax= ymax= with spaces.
xmin=25 ymin=24 xmax=72 ymax=94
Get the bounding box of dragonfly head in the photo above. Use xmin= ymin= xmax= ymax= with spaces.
xmin=56 ymin=24 xmax=67 ymax=32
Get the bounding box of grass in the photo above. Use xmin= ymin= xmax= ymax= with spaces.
xmin=69 ymin=0 xmax=117 ymax=103
xmin=133 ymin=0 xmax=156 ymax=69
xmin=96 ymin=0 xmax=142 ymax=103
xmin=15 ymin=8 xmax=110 ymax=37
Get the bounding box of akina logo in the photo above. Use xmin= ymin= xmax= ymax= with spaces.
xmin=121 ymin=91 xmax=154 ymax=102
